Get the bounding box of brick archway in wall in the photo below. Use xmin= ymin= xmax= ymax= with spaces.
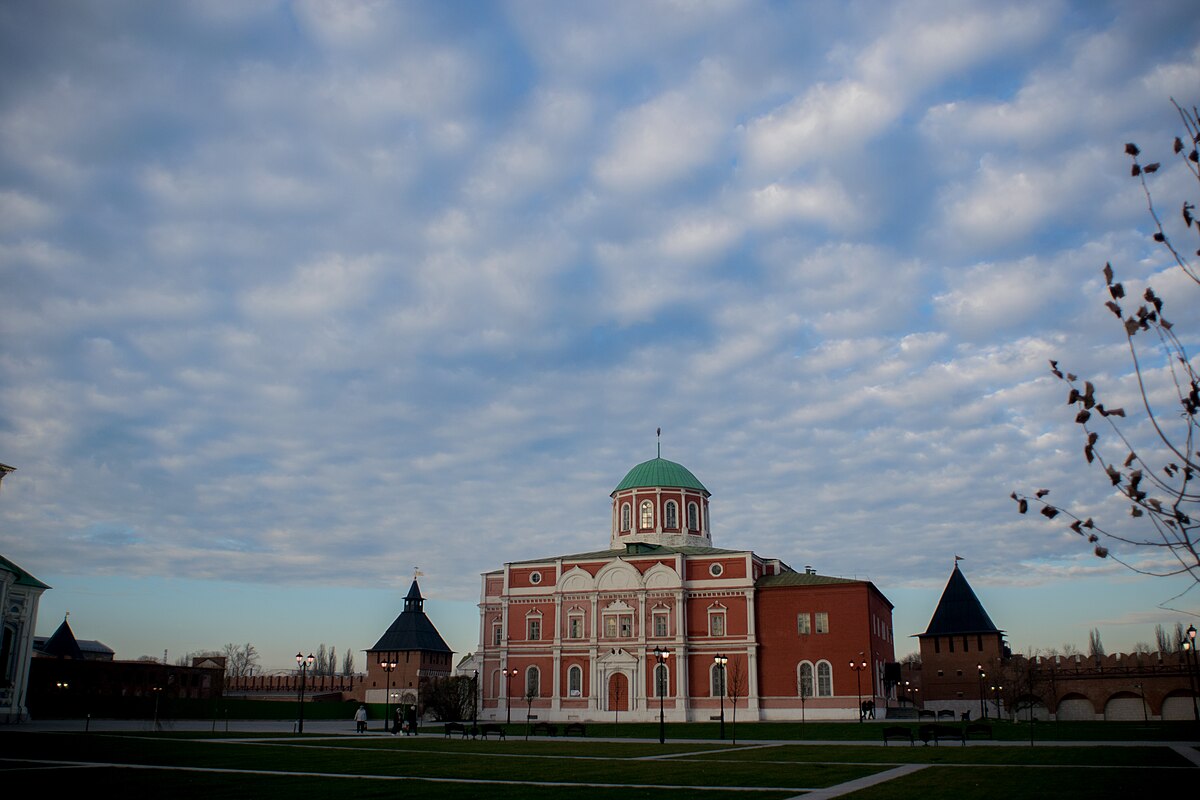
xmin=607 ymin=672 xmax=628 ymax=712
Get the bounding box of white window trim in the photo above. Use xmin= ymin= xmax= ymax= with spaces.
xmin=798 ymin=661 xmax=815 ymax=698
xmin=655 ymin=662 xmax=670 ymax=698
xmin=525 ymin=665 xmax=540 ymax=696
xmin=567 ymin=664 xmax=583 ymax=697
xmin=816 ymin=659 xmax=833 ymax=697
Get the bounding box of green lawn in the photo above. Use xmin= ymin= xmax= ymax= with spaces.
xmin=1 ymin=729 xmax=1195 ymax=798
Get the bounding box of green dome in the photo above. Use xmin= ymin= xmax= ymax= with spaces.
xmin=612 ymin=457 xmax=709 ymax=495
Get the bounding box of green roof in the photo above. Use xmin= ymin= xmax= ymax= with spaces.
xmin=0 ymin=554 xmax=50 ymax=590
xmin=612 ymin=457 xmax=709 ymax=495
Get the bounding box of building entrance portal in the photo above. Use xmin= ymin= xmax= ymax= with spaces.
xmin=607 ymin=672 xmax=629 ymax=712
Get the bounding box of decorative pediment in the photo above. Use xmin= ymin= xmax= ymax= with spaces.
xmin=643 ymin=562 xmax=681 ymax=589
xmin=596 ymin=647 xmax=639 ymax=666
xmin=558 ymin=566 xmax=595 ymax=593
xmin=595 ymin=560 xmax=640 ymax=591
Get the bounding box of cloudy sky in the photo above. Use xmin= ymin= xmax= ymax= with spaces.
xmin=2 ymin=0 xmax=1198 ymax=672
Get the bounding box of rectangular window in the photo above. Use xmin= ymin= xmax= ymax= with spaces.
xmin=815 ymin=612 xmax=829 ymax=634
xmin=604 ymin=616 xmax=618 ymax=638
xmin=948 ymin=636 xmax=954 ymax=653
xmin=934 ymin=637 xmax=941 ymax=654
xmin=492 ymin=624 xmax=502 ymax=646
xmin=619 ymin=614 xmax=633 ymax=638
xmin=709 ymin=612 xmax=725 ymax=637
xmin=568 ymin=616 xmax=583 ymax=639
xmin=963 ymin=636 xmax=969 ymax=652
xmin=654 ymin=613 xmax=668 ymax=638
xmin=977 ymin=635 xmax=983 ymax=651
xmin=797 ymin=613 xmax=811 ymax=635
xmin=528 ymin=619 xmax=540 ymax=641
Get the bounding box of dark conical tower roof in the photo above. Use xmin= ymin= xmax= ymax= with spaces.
xmin=920 ymin=564 xmax=1001 ymax=637
xmin=368 ymin=580 xmax=452 ymax=654
xmin=42 ymin=616 xmax=84 ymax=659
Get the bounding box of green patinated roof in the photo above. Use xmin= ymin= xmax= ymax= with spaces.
xmin=0 ymin=554 xmax=50 ymax=590
xmin=612 ymin=457 xmax=709 ymax=495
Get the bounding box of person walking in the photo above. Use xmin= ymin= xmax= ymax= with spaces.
xmin=354 ymin=704 xmax=368 ymax=733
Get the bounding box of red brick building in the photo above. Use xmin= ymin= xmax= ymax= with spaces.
xmin=362 ymin=579 xmax=454 ymax=715
xmin=477 ymin=453 xmax=895 ymax=722
xmin=914 ymin=564 xmax=1199 ymax=721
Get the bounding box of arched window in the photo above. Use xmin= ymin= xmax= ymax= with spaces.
xmin=526 ymin=666 xmax=540 ymax=697
xmin=620 ymin=503 xmax=631 ymax=531
xmin=568 ymin=665 xmax=582 ymax=697
xmin=711 ymin=663 xmax=726 ymax=697
xmin=664 ymin=501 xmax=678 ymax=529
xmin=640 ymin=500 xmax=654 ymax=529
xmin=816 ymin=661 xmax=832 ymax=697
xmin=655 ymin=663 xmax=669 ymax=698
xmin=798 ymin=662 xmax=814 ymax=698
xmin=687 ymin=502 xmax=698 ymax=530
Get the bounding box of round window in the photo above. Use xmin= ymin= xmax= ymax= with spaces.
xmin=709 ymin=563 xmax=724 ymax=577
xmin=530 ymin=571 xmax=542 ymax=584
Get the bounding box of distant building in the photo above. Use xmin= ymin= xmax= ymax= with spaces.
xmin=914 ymin=563 xmax=1199 ymax=721
xmin=477 ymin=453 xmax=895 ymax=723
xmin=27 ymin=616 xmax=224 ymax=719
xmin=362 ymin=579 xmax=454 ymax=712
xmin=1 ymin=553 xmax=49 ymax=723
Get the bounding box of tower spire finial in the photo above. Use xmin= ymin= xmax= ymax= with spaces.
xmin=657 ymin=427 xmax=661 ymax=458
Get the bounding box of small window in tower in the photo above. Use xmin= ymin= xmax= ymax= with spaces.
xmin=640 ymin=500 xmax=654 ymax=529
xmin=709 ymin=610 xmax=725 ymax=637
xmin=492 ymin=623 xmax=502 ymax=646
xmin=528 ymin=618 xmax=541 ymax=641
xmin=530 ymin=571 xmax=541 ymax=585
xmin=653 ymin=612 xmax=669 ymax=638
xmin=664 ymin=501 xmax=678 ymax=529
xmin=709 ymin=563 xmax=724 ymax=577
xmin=621 ymin=503 xmax=631 ymax=532
xmin=687 ymin=502 xmax=698 ymax=530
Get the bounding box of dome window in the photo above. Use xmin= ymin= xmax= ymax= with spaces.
xmin=620 ymin=503 xmax=631 ymax=531
xmin=664 ymin=501 xmax=678 ymax=530
xmin=687 ymin=502 xmax=698 ymax=531
xmin=640 ymin=500 xmax=654 ymax=530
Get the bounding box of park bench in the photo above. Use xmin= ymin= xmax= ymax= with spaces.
xmin=919 ymin=724 xmax=966 ymax=746
xmin=937 ymin=709 xmax=956 ymax=721
xmin=444 ymin=722 xmax=466 ymax=738
xmin=965 ymin=723 xmax=992 ymax=740
xmin=564 ymin=722 xmax=586 ymax=736
xmin=531 ymin=722 xmax=558 ymax=736
xmin=917 ymin=709 xmax=936 ymax=721
xmin=882 ymin=726 xmax=914 ymax=746
xmin=480 ymin=723 xmax=506 ymax=739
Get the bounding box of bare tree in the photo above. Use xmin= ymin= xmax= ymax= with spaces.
xmin=726 ymin=656 xmax=746 ymax=745
xmin=221 ymin=642 xmax=260 ymax=678
xmin=342 ymin=648 xmax=355 ymax=675
xmin=1088 ymin=628 xmax=1105 ymax=658
xmin=314 ymin=643 xmax=328 ymax=676
xmin=328 ymin=646 xmax=337 ymax=677
xmin=1013 ymin=101 xmax=1200 ymax=587
xmin=1155 ymin=623 xmax=1176 ymax=653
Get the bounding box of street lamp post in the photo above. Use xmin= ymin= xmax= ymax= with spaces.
xmin=849 ymin=658 xmax=868 ymax=722
xmin=714 ymin=654 xmax=728 ymax=739
xmin=653 ymin=647 xmax=671 ymax=745
xmin=990 ymin=683 xmax=1003 ymax=719
xmin=295 ymin=652 xmax=314 ymax=734
xmin=977 ymin=664 xmax=987 ymax=720
xmin=1182 ymin=625 xmax=1199 ymax=722
xmin=472 ymin=670 xmax=479 ymax=729
xmin=503 ymin=667 xmax=519 ymax=725
xmin=379 ymin=654 xmax=398 ymax=732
